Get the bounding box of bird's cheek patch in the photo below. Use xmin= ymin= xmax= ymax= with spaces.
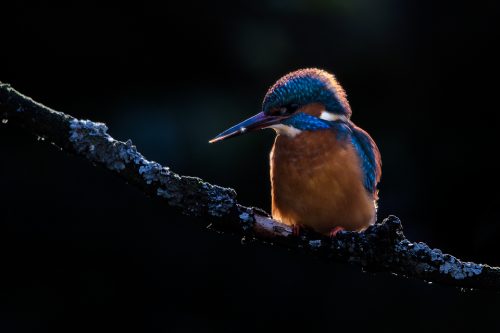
xmin=270 ymin=124 xmax=302 ymax=137
xmin=319 ymin=111 xmax=347 ymax=122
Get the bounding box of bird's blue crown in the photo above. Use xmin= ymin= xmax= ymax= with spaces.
xmin=262 ymin=68 xmax=352 ymax=117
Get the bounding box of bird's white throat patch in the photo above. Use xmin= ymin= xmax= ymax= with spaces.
xmin=270 ymin=124 xmax=302 ymax=137
xmin=319 ymin=111 xmax=347 ymax=122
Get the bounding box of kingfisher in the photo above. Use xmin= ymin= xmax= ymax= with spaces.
xmin=209 ymin=68 xmax=381 ymax=235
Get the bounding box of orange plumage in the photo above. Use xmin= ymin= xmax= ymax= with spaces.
xmin=270 ymin=128 xmax=376 ymax=234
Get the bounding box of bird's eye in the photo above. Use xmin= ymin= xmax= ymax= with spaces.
xmin=277 ymin=104 xmax=300 ymax=116
xmin=288 ymin=104 xmax=299 ymax=113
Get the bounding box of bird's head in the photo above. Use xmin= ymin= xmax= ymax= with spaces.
xmin=209 ymin=68 xmax=351 ymax=143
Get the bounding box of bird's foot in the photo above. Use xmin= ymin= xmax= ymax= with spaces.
xmin=329 ymin=226 xmax=344 ymax=238
xmin=292 ymin=224 xmax=301 ymax=237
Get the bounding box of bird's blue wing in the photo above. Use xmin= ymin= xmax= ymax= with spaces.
xmin=350 ymin=125 xmax=382 ymax=196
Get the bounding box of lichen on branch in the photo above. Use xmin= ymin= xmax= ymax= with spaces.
xmin=1 ymin=81 xmax=499 ymax=291
xmin=68 ymin=118 xmax=237 ymax=218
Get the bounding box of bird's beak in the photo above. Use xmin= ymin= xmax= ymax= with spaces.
xmin=209 ymin=112 xmax=283 ymax=143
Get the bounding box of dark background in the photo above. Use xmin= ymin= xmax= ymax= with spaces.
xmin=1 ymin=1 xmax=500 ymax=331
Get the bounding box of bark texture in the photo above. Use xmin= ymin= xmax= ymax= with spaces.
xmin=1 ymin=82 xmax=499 ymax=291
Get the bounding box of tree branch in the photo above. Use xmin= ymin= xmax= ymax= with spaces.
xmin=1 ymin=81 xmax=499 ymax=291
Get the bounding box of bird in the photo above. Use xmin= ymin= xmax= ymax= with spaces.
xmin=209 ymin=68 xmax=381 ymax=236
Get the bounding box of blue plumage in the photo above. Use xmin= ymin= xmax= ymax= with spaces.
xmin=351 ymin=126 xmax=381 ymax=195
xmin=262 ymin=68 xmax=352 ymax=117
xmin=282 ymin=112 xmax=351 ymax=139
xmin=281 ymin=112 xmax=332 ymax=130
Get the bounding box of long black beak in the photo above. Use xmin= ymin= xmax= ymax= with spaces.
xmin=209 ymin=112 xmax=283 ymax=143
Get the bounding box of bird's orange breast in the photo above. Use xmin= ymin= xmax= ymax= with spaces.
xmin=270 ymin=130 xmax=376 ymax=234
